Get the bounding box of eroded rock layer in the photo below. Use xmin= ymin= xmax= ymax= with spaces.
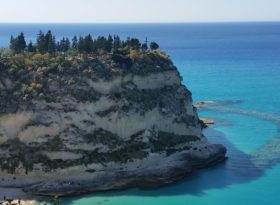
xmin=0 ymin=53 xmax=226 ymax=196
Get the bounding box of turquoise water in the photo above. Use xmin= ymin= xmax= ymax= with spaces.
xmin=1 ymin=23 xmax=280 ymax=204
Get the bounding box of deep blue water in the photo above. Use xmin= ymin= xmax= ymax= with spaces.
xmin=1 ymin=23 xmax=280 ymax=204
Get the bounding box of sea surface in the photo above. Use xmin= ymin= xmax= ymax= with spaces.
xmin=1 ymin=23 xmax=280 ymax=204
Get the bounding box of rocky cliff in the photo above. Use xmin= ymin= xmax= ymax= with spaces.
xmin=0 ymin=51 xmax=226 ymax=196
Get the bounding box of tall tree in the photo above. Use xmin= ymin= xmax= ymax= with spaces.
xmin=72 ymin=36 xmax=78 ymax=49
xmin=84 ymin=34 xmax=94 ymax=53
xmin=37 ymin=30 xmax=46 ymax=53
xmin=58 ymin=37 xmax=70 ymax=54
xmin=65 ymin=38 xmax=71 ymax=53
xmin=9 ymin=35 xmax=15 ymax=51
xmin=113 ymin=35 xmax=121 ymax=51
xmin=129 ymin=38 xmax=141 ymax=50
xmin=9 ymin=33 xmax=26 ymax=53
xmin=17 ymin=32 xmax=27 ymax=52
xmin=60 ymin=37 xmax=66 ymax=53
xmin=44 ymin=30 xmax=56 ymax=55
xmin=27 ymin=41 xmax=36 ymax=53
xmin=77 ymin=36 xmax=84 ymax=53
xmin=106 ymin=35 xmax=113 ymax=52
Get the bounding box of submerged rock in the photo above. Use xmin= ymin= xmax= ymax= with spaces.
xmin=0 ymin=52 xmax=226 ymax=196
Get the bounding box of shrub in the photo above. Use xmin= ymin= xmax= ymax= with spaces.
xmin=11 ymin=54 xmax=25 ymax=67
xmin=32 ymin=53 xmax=49 ymax=61
xmin=150 ymin=41 xmax=159 ymax=50
xmin=0 ymin=48 xmax=12 ymax=58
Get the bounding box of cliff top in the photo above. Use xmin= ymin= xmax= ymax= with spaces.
xmin=0 ymin=31 xmax=178 ymax=114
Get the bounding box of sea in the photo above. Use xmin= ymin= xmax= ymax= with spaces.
xmin=0 ymin=22 xmax=280 ymax=205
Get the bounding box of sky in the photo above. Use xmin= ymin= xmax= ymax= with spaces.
xmin=0 ymin=0 xmax=280 ymax=23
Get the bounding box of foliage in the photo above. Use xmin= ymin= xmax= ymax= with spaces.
xmin=27 ymin=41 xmax=36 ymax=53
xmin=0 ymin=48 xmax=12 ymax=58
xmin=10 ymin=32 xmax=26 ymax=53
xmin=8 ymin=30 xmax=160 ymax=57
xmin=84 ymin=129 xmax=124 ymax=149
xmin=32 ymin=53 xmax=49 ymax=61
xmin=0 ymin=31 xmax=173 ymax=115
xmin=129 ymin=49 xmax=138 ymax=61
xmin=150 ymin=41 xmax=159 ymax=50
xmin=150 ymin=131 xmax=200 ymax=153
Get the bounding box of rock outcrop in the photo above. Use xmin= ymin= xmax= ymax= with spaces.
xmin=0 ymin=51 xmax=226 ymax=196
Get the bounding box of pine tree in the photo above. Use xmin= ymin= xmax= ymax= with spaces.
xmin=106 ymin=35 xmax=113 ymax=53
xmin=44 ymin=30 xmax=56 ymax=55
xmin=37 ymin=30 xmax=46 ymax=54
xmin=65 ymin=38 xmax=71 ymax=53
xmin=72 ymin=36 xmax=78 ymax=49
xmin=113 ymin=35 xmax=121 ymax=51
xmin=48 ymin=36 xmax=56 ymax=55
xmin=9 ymin=35 xmax=15 ymax=51
xmin=17 ymin=32 xmax=27 ymax=52
xmin=125 ymin=37 xmax=131 ymax=50
xmin=27 ymin=41 xmax=36 ymax=53
xmin=84 ymin=35 xmax=94 ymax=53
xmin=56 ymin=41 xmax=61 ymax=52
xmin=77 ymin=36 xmax=84 ymax=54
xmin=130 ymin=38 xmax=141 ymax=50
xmin=60 ymin=37 xmax=66 ymax=53
xmin=9 ymin=33 xmax=26 ymax=53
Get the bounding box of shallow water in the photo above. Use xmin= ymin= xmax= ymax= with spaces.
xmin=1 ymin=23 xmax=280 ymax=204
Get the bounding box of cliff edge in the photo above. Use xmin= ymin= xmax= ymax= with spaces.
xmin=0 ymin=50 xmax=226 ymax=196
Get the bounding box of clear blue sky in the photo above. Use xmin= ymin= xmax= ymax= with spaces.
xmin=0 ymin=0 xmax=280 ymax=23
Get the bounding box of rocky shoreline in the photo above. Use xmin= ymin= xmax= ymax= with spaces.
xmin=19 ymin=143 xmax=226 ymax=197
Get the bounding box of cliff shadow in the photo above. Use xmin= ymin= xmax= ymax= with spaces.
xmin=62 ymin=127 xmax=265 ymax=202
xmin=62 ymin=103 xmax=280 ymax=202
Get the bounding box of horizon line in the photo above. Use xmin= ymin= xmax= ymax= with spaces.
xmin=0 ymin=20 xmax=280 ymax=24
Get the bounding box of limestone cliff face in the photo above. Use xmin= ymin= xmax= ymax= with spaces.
xmin=0 ymin=52 xmax=226 ymax=196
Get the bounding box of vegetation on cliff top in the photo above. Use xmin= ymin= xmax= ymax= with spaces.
xmin=7 ymin=30 xmax=160 ymax=56
xmin=0 ymin=31 xmax=175 ymax=114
